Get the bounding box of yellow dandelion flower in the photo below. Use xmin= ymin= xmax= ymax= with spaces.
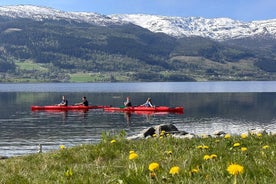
xmin=65 ymin=168 xmax=73 ymax=177
xmin=169 ymin=166 xmax=180 ymax=175
xmin=129 ymin=152 xmax=138 ymax=160
xmin=59 ymin=145 xmax=65 ymax=150
xmin=241 ymin=147 xmax=247 ymax=152
xmin=210 ymin=154 xmax=217 ymax=159
xmin=197 ymin=145 xmax=209 ymax=149
xmin=227 ymin=163 xmax=244 ymax=175
xmin=160 ymin=130 xmax=166 ymax=136
xmin=110 ymin=139 xmax=116 ymax=143
xmin=191 ymin=168 xmax=199 ymax=173
xmin=233 ymin=143 xmax=241 ymax=147
xmin=257 ymin=133 xmax=262 ymax=137
xmin=240 ymin=133 xmax=248 ymax=139
xmin=152 ymin=134 xmax=157 ymax=137
xmin=203 ymin=155 xmax=211 ymax=160
xmin=262 ymin=145 xmax=269 ymax=149
xmin=224 ymin=133 xmax=231 ymax=139
xmin=148 ymin=162 xmax=159 ymax=172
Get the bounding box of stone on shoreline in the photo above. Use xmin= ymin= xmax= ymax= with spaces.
xmin=126 ymin=124 xmax=275 ymax=140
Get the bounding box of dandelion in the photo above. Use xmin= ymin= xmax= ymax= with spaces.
xmin=240 ymin=133 xmax=248 ymax=139
xmin=191 ymin=168 xmax=199 ymax=174
xmin=227 ymin=163 xmax=244 ymax=184
xmin=227 ymin=163 xmax=244 ymax=175
xmin=233 ymin=143 xmax=241 ymax=147
xmin=169 ymin=166 xmax=180 ymax=175
xmin=110 ymin=139 xmax=116 ymax=143
xmin=210 ymin=154 xmax=217 ymax=159
xmin=160 ymin=130 xmax=166 ymax=136
xmin=129 ymin=152 xmax=139 ymax=160
xmin=59 ymin=145 xmax=65 ymax=150
xmin=257 ymin=133 xmax=262 ymax=137
xmin=224 ymin=134 xmax=231 ymax=139
xmin=149 ymin=162 xmax=159 ymax=172
xmin=203 ymin=155 xmax=211 ymax=160
xmin=152 ymin=134 xmax=157 ymax=137
xmin=241 ymin=147 xmax=247 ymax=152
xmin=65 ymin=168 xmax=73 ymax=177
xmin=197 ymin=145 xmax=209 ymax=149
xmin=262 ymin=145 xmax=269 ymax=149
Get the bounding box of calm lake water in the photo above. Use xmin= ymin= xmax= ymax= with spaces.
xmin=0 ymin=81 xmax=276 ymax=157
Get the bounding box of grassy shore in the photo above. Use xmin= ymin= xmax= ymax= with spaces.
xmin=0 ymin=131 xmax=275 ymax=184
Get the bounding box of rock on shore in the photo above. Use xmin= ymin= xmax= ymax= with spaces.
xmin=127 ymin=124 xmax=274 ymax=140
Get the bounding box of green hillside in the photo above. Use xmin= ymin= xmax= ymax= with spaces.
xmin=0 ymin=17 xmax=276 ymax=82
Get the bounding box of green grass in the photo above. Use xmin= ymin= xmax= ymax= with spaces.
xmin=15 ymin=60 xmax=48 ymax=72
xmin=0 ymin=132 xmax=275 ymax=183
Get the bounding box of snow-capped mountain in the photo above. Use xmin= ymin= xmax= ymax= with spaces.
xmin=0 ymin=5 xmax=123 ymax=26
xmin=111 ymin=14 xmax=276 ymax=40
xmin=1 ymin=5 xmax=276 ymax=41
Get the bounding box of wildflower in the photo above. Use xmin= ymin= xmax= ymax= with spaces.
xmin=203 ymin=155 xmax=211 ymax=160
xmin=160 ymin=130 xmax=166 ymax=136
xmin=227 ymin=163 xmax=244 ymax=175
xmin=191 ymin=168 xmax=199 ymax=174
xmin=149 ymin=162 xmax=159 ymax=172
xmin=210 ymin=154 xmax=217 ymax=159
xmin=129 ymin=152 xmax=139 ymax=160
xmin=262 ymin=145 xmax=269 ymax=149
xmin=233 ymin=143 xmax=241 ymax=147
xmin=152 ymin=134 xmax=157 ymax=137
xmin=129 ymin=150 xmax=135 ymax=154
xmin=257 ymin=133 xmax=262 ymax=137
xmin=59 ymin=145 xmax=65 ymax=150
xmin=197 ymin=145 xmax=209 ymax=149
xmin=224 ymin=134 xmax=231 ymax=139
xmin=110 ymin=139 xmax=116 ymax=143
xmin=240 ymin=133 xmax=248 ymax=139
xmin=169 ymin=166 xmax=180 ymax=175
xmin=65 ymin=168 xmax=73 ymax=177
xmin=241 ymin=147 xmax=247 ymax=152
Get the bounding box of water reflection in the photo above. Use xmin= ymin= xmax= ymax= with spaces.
xmin=0 ymin=91 xmax=276 ymax=156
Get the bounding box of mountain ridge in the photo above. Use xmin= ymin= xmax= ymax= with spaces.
xmin=1 ymin=5 xmax=276 ymax=41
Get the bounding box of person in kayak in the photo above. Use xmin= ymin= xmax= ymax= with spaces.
xmin=141 ymin=97 xmax=154 ymax=107
xmin=75 ymin=96 xmax=89 ymax=106
xmin=124 ymin=96 xmax=132 ymax=107
xmin=58 ymin=96 xmax=68 ymax=106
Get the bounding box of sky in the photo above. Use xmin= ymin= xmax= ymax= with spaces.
xmin=0 ymin=0 xmax=275 ymax=22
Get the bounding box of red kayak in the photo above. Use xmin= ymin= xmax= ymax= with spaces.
xmin=31 ymin=105 xmax=109 ymax=111
xmin=104 ymin=106 xmax=184 ymax=113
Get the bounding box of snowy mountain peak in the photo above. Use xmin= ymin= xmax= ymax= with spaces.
xmin=1 ymin=5 xmax=276 ymax=41
xmin=111 ymin=14 xmax=276 ymax=40
xmin=0 ymin=5 xmax=122 ymax=26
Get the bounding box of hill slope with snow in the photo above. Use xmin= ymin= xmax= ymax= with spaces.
xmin=1 ymin=5 xmax=276 ymax=41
